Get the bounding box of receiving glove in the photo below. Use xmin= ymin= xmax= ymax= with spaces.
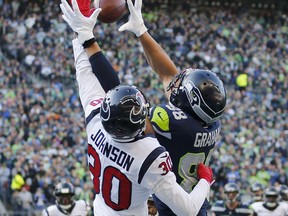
xmin=60 ymin=0 xmax=102 ymax=45
xmin=68 ymin=0 xmax=96 ymax=17
xmin=197 ymin=163 xmax=214 ymax=185
xmin=118 ymin=0 xmax=147 ymax=37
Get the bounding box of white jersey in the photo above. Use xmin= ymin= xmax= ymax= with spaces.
xmin=72 ymin=38 xmax=210 ymax=216
xmin=250 ymin=201 xmax=288 ymax=216
xmin=42 ymin=200 xmax=88 ymax=216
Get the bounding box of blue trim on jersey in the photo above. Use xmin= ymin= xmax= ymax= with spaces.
xmin=89 ymin=52 xmax=120 ymax=93
xmin=85 ymin=108 xmax=100 ymax=126
xmin=137 ymin=146 xmax=166 ymax=184
xmin=45 ymin=208 xmax=49 ymax=216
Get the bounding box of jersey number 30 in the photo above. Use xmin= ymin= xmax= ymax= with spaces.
xmin=88 ymin=144 xmax=132 ymax=211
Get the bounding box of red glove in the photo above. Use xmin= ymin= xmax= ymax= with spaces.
xmin=68 ymin=0 xmax=96 ymax=17
xmin=197 ymin=163 xmax=213 ymax=184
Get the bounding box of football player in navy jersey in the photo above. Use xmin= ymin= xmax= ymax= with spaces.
xmin=250 ymin=183 xmax=265 ymax=203
xmin=59 ymin=0 xmax=215 ymax=215
xmin=118 ymin=0 xmax=227 ymax=215
xmin=250 ymin=186 xmax=288 ymax=216
xmin=211 ymin=183 xmax=253 ymax=216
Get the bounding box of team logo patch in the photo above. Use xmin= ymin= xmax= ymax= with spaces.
xmin=185 ymin=81 xmax=201 ymax=107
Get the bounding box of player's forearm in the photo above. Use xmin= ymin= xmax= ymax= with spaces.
xmin=88 ymin=51 xmax=120 ymax=93
xmin=83 ymin=41 xmax=120 ymax=92
xmin=138 ymin=32 xmax=178 ymax=81
xmin=155 ymin=178 xmax=210 ymax=216
xmin=72 ymin=39 xmax=105 ymax=110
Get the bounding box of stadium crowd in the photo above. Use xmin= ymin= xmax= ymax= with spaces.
xmin=0 ymin=0 xmax=287 ymax=215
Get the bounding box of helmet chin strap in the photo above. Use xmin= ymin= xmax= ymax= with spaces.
xmin=265 ymin=201 xmax=277 ymax=208
xmin=56 ymin=200 xmax=75 ymax=213
xmin=60 ymin=203 xmax=73 ymax=210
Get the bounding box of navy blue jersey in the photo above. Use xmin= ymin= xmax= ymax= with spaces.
xmin=211 ymin=200 xmax=253 ymax=215
xmin=150 ymin=104 xmax=220 ymax=216
xmin=150 ymin=103 xmax=220 ymax=191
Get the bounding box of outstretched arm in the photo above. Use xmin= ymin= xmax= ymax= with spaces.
xmin=150 ymin=162 xmax=213 ymax=216
xmin=119 ymin=0 xmax=178 ymax=99
xmin=138 ymin=32 xmax=178 ymax=97
xmin=61 ymin=0 xmax=120 ymax=95
xmin=61 ymin=0 xmax=121 ymax=116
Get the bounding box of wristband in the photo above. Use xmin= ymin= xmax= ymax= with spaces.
xmin=82 ymin=38 xmax=96 ymax=49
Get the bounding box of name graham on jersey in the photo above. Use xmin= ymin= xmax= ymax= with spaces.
xmin=194 ymin=128 xmax=220 ymax=147
xmin=90 ymin=129 xmax=134 ymax=171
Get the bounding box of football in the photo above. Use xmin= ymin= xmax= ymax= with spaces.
xmin=98 ymin=0 xmax=127 ymax=23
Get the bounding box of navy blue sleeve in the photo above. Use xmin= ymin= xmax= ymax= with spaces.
xmin=89 ymin=52 xmax=121 ymax=92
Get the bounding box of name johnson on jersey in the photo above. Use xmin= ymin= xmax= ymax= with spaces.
xmin=90 ymin=129 xmax=135 ymax=172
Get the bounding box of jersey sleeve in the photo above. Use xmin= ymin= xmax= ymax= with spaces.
xmin=72 ymin=38 xmax=106 ymax=117
xmin=154 ymin=176 xmax=210 ymax=216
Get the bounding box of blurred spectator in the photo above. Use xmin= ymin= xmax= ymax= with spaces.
xmin=0 ymin=162 xmax=10 ymax=191
xmin=33 ymin=187 xmax=47 ymax=211
xmin=236 ymin=72 xmax=248 ymax=92
xmin=17 ymin=185 xmax=34 ymax=213
xmin=11 ymin=172 xmax=25 ymax=192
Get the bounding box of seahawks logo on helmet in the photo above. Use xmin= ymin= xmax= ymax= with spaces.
xmin=169 ymin=69 xmax=227 ymax=125
xmin=184 ymin=81 xmax=201 ymax=107
xmin=184 ymin=81 xmax=217 ymax=124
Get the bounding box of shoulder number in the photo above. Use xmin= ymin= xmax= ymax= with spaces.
xmin=166 ymin=104 xmax=188 ymax=120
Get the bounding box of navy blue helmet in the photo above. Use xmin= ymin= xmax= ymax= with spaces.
xmin=54 ymin=182 xmax=75 ymax=211
xmin=101 ymin=85 xmax=149 ymax=142
xmin=278 ymin=185 xmax=288 ymax=201
xmin=168 ymin=69 xmax=227 ymax=124
xmin=223 ymin=183 xmax=240 ymax=203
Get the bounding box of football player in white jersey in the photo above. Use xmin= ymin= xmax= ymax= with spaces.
xmin=59 ymin=0 xmax=214 ymax=215
xmin=250 ymin=186 xmax=288 ymax=216
xmin=42 ymin=182 xmax=89 ymax=216
xmin=278 ymin=185 xmax=288 ymax=213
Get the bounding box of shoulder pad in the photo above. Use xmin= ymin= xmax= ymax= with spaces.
xmin=150 ymin=106 xmax=169 ymax=132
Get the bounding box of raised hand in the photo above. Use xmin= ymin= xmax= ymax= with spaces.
xmin=60 ymin=0 xmax=102 ymax=44
xmin=118 ymin=0 xmax=147 ymax=37
xmin=197 ymin=163 xmax=214 ymax=184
